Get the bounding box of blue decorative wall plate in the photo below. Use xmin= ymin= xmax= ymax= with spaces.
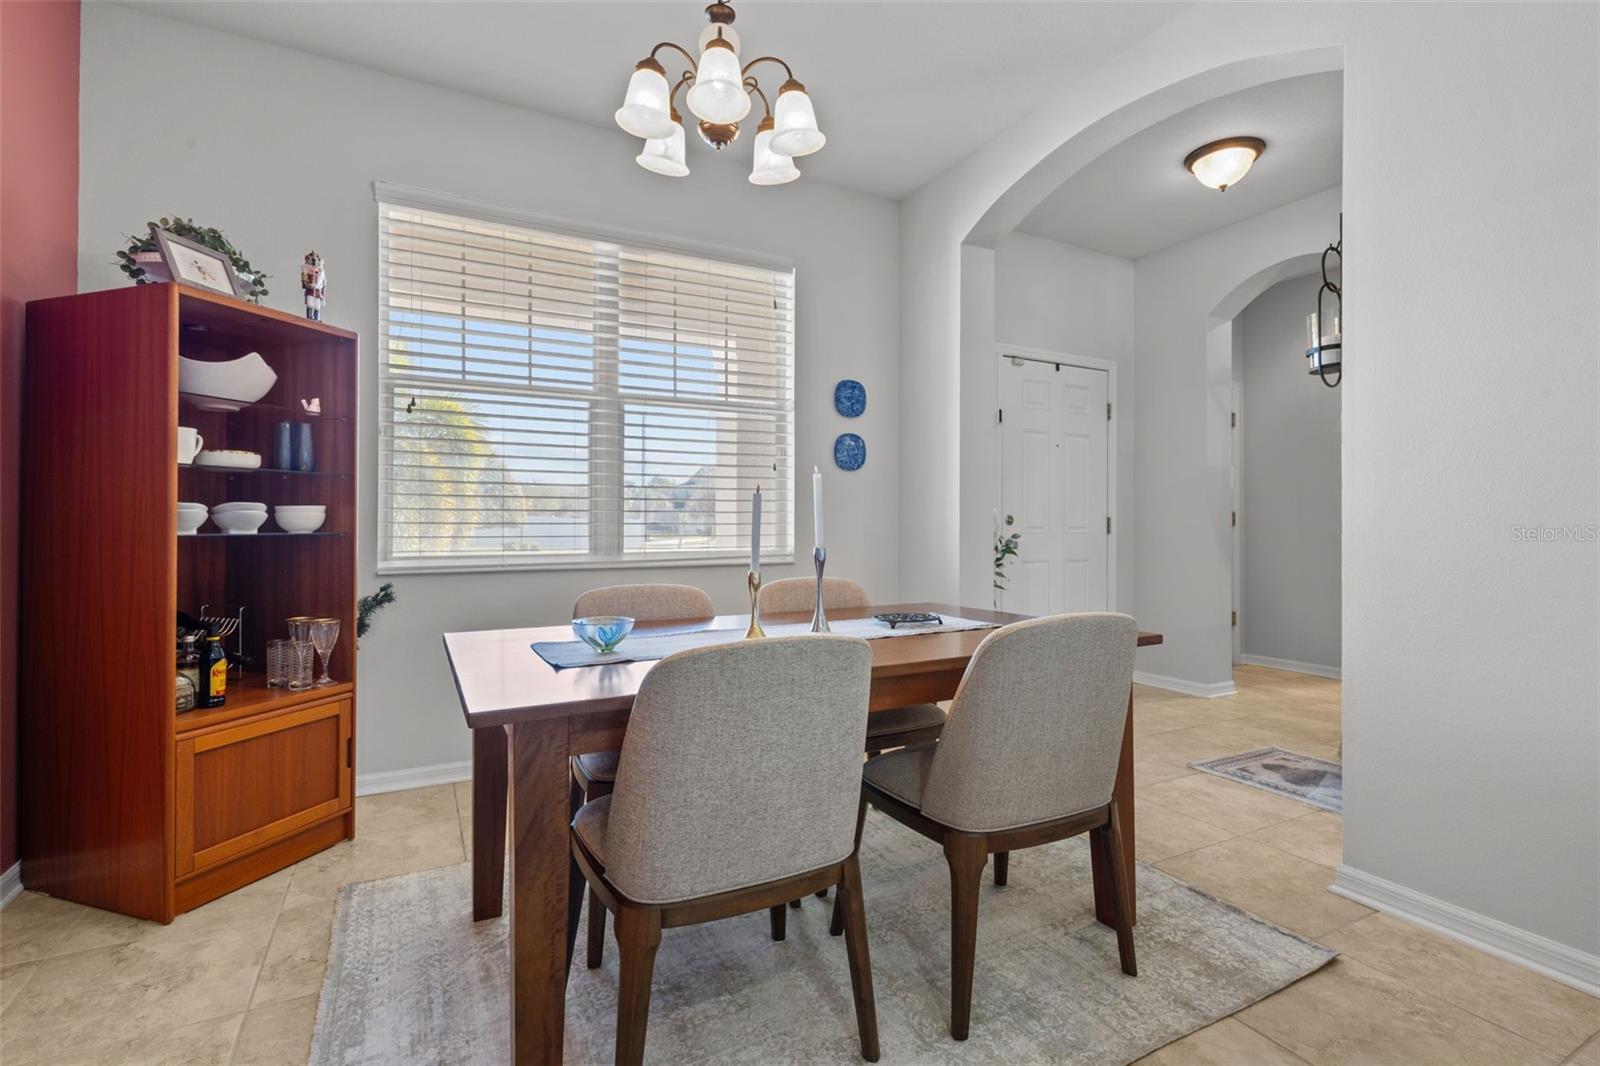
xmin=834 ymin=432 xmax=866 ymax=471
xmin=834 ymin=379 xmax=866 ymax=418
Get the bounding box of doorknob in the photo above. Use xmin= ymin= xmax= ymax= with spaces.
xmin=1004 ymin=514 xmax=1015 ymax=527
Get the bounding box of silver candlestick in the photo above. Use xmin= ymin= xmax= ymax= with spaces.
xmin=811 ymin=546 xmax=830 ymax=633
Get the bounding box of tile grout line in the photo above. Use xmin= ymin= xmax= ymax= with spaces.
xmin=1230 ymin=1012 xmax=1318 ymax=1065
xmin=231 ymin=880 xmax=295 ymax=1065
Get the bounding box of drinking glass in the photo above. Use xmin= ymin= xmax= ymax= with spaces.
xmin=266 ymin=639 xmax=293 ymax=688
xmin=286 ymin=617 xmax=317 ymax=691
xmin=309 ymin=617 xmax=340 ymax=687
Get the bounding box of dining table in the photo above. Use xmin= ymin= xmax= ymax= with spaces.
xmin=443 ymin=601 xmax=1163 ymax=1065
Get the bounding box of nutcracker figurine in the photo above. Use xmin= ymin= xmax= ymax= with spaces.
xmin=300 ymin=251 xmax=326 ymax=321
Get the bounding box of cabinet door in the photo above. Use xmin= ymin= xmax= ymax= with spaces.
xmin=176 ymin=699 xmax=352 ymax=877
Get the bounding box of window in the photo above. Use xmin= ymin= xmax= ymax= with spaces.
xmin=376 ymin=189 xmax=794 ymax=572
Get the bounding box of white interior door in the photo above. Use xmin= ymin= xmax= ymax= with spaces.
xmin=999 ymin=357 xmax=1109 ymax=615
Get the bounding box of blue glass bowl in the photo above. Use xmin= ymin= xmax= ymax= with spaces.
xmin=572 ymin=616 xmax=634 ymax=653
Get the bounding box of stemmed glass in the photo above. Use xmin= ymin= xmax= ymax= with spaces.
xmin=285 ymin=617 xmax=317 ymax=691
xmin=308 ymin=617 xmax=341 ymax=688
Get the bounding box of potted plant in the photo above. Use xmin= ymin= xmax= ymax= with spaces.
xmin=116 ymin=217 xmax=270 ymax=302
xmin=994 ymin=529 xmax=1022 ymax=606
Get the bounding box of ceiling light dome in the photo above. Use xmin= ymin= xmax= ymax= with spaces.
xmin=615 ymin=58 xmax=675 ymax=140
xmin=770 ymin=79 xmax=825 ymax=157
xmin=1184 ymin=136 xmax=1266 ymax=191
xmin=750 ymin=118 xmax=800 ymax=185
xmin=686 ymin=36 xmax=750 ymax=125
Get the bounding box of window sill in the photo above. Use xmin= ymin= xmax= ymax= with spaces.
xmin=377 ymin=553 xmax=798 ymax=577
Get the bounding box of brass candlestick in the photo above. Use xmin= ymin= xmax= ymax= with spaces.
xmin=745 ymin=568 xmax=766 ymax=639
xmin=811 ymin=546 xmax=830 ymax=633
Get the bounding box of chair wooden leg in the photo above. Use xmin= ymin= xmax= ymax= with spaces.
xmin=815 ymin=888 xmax=830 ymax=898
xmin=838 ymin=854 xmax=881 ymax=1062
xmin=585 ymin=777 xmax=615 ymax=970
xmin=613 ymin=905 xmax=662 ymax=1066
xmin=788 ymin=898 xmax=802 ymax=909
xmin=1102 ymin=800 xmax=1138 ymax=976
xmin=832 ymin=794 xmax=869 ymax=937
xmin=944 ymin=832 xmax=987 ymax=1041
xmin=769 ymin=903 xmax=787 ymax=941
xmin=994 ymin=851 xmax=1009 ymax=886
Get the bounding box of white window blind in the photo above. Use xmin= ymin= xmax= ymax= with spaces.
xmin=376 ymin=195 xmax=794 ymax=572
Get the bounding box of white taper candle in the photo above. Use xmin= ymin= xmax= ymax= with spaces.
xmin=750 ymin=486 xmax=762 ymax=572
xmin=812 ymin=466 xmax=824 ymax=548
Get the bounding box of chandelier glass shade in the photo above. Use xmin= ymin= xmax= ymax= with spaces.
xmin=615 ymin=61 xmax=675 ymax=140
xmin=616 ymin=2 xmax=823 ymax=184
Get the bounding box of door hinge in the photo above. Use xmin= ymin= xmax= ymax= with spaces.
xmin=346 ymin=737 xmax=354 ymax=768
xmin=1106 ymin=402 xmax=1112 ymax=421
xmin=997 ymin=408 xmax=1003 ymax=424
xmin=1231 ymin=510 xmax=1236 ymax=528
xmin=1232 ymin=610 xmax=1238 ymax=627
xmin=1106 ymin=515 xmax=1112 ymax=535
xmin=1231 ymin=411 xmax=1237 ymax=428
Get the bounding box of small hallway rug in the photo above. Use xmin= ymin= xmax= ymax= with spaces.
xmin=1190 ymin=747 xmax=1343 ymax=813
xmin=310 ymin=811 xmax=1334 ymax=1065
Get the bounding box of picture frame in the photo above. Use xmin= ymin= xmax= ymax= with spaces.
xmin=150 ymin=224 xmax=243 ymax=298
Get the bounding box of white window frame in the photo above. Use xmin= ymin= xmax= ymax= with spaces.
xmin=373 ymin=181 xmax=796 ymax=575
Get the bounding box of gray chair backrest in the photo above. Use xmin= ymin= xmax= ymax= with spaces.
xmin=606 ymin=635 xmax=873 ymax=904
xmin=760 ymin=576 xmax=870 ymax=614
xmin=921 ymin=613 xmax=1138 ymax=833
xmin=573 ymin=583 xmax=713 ymax=623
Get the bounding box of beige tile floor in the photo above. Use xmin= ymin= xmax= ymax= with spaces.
xmin=0 ymin=665 xmax=1595 ymax=1065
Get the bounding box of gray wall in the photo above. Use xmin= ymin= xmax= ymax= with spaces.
xmin=1237 ymin=276 xmax=1341 ymax=671
xmin=77 ymin=4 xmax=902 ymax=782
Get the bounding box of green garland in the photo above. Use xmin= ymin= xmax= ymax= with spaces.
xmin=116 ymin=216 xmax=269 ymax=303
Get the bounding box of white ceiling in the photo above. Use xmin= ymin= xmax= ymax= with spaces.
xmin=121 ymin=1 xmax=1185 ymax=200
xmin=1016 ymin=72 xmax=1343 ymax=259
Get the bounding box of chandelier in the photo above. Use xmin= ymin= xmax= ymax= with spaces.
xmin=614 ymin=1 xmax=825 ymax=185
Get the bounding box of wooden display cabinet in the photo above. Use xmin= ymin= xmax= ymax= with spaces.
xmin=20 ymin=283 xmax=359 ymax=922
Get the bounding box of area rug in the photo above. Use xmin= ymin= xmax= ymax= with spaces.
xmin=310 ymin=811 xmax=1334 ymax=1065
xmin=1190 ymin=747 xmax=1343 ymax=813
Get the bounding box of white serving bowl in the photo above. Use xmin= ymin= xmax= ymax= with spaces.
xmin=211 ymin=500 xmax=268 ymax=514
xmin=194 ymin=449 xmax=262 ymax=470
xmin=273 ymin=507 xmax=326 ymax=534
xmin=178 ymin=352 xmax=277 ymax=411
xmin=272 ymin=504 xmax=325 ymax=514
xmin=177 ymin=503 xmax=208 ymax=536
xmin=212 ymin=508 xmax=268 ymax=535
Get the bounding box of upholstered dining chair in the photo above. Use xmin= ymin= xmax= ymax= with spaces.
xmin=760 ymin=576 xmax=946 ymax=754
xmin=838 ymin=613 xmax=1140 ymax=1041
xmin=572 ymin=583 xmax=714 ymax=967
xmin=570 ymin=635 xmax=881 ymax=1066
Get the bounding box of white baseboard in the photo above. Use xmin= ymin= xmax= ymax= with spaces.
xmin=1331 ymin=864 xmax=1600 ymax=997
xmin=356 ymin=760 xmax=472 ymax=798
xmin=1 ymin=862 xmax=21 ymax=909
xmin=1238 ymin=654 xmax=1342 ymax=680
xmin=1133 ymin=671 xmax=1238 ymax=699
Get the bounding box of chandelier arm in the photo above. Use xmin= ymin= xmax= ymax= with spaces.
xmin=650 ymin=41 xmax=699 ymax=73
xmin=741 ymin=55 xmax=796 ymax=81
xmin=744 ymin=78 xmax=772 ymax=120
xmin=669 ymin=71 xmax=694 ymax=111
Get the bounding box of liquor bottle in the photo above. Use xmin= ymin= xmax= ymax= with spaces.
xmin=197 ymin=628 xmax=229 ymax=708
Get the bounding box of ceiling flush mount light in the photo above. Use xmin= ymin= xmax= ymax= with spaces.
xmin=615 ymin=1 xmax=824 ymax=185
xmin=1184 ymin=136 xmax=1266 ymax=191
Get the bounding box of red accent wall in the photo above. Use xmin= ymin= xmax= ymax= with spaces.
xmin=1 ymin=0 xmax=80 ymax=875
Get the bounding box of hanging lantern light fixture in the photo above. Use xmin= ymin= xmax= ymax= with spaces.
xmin=614 ymin=1 xmax=824 ymax=184
xmin=1306 ymin=214 xmax=1343 ymax=387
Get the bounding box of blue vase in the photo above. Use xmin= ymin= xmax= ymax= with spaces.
xmin=292 ymin=423 xmax=315 ymax=472
xmin=273 ymin=422 xmax=293 ymax=471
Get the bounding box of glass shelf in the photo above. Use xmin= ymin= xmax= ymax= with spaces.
xmin=180 ymin=465 xmax=347 ymax=479
xmin=179 ymin=392 xmax=352 ymax=422
xmin=180 ymin=531 xmax=346 ymax=540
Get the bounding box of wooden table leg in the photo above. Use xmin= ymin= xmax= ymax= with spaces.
xmin=1093 ymin=688 xmax=1136 ymax=928
xmin=510 ymin=719 xmax=572 ymax=1065
xmin=472 ymin=724 xmax=509 ymax=921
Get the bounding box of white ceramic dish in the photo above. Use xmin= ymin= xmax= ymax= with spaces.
xmin=194 ymin=449 xmax=262 ymax=470
xmin=273 ymin=508 xmax=326 ymax=534
xmin=178 ymin=352 xmax=277 ymax=412
xmin=212 ymin=509 xmax=268 ymax=535
xmin=211 ymin=501 xmax=267 ymax=515
xmin=177 ymin=503 xmax=208 ymax=536
xmin=272 ymin=504 xmax=325 ymax=513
